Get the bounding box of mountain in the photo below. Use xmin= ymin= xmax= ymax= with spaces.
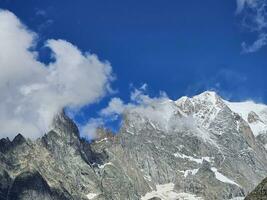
xmin=1 ymin=91 xmax=267 ymax=200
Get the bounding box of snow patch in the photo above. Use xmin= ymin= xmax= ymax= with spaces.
xmin=184 ymin=168 xmax=199 ymax=177
xmin=86 ymin=193 xmax=99 ymax=200
xmin=173 ymin=152 xmax=211 ymax=164
xmin=211 ymin=167 xmax=239 ymax=186
xmin=95 ymin=137 xmax=108 ymax=143
xmin=141 ymin=183 xmax=203 ymax=200
xmin=202 ymin=157 xmax=211 ymax=162
xmin=98 ymin=162 xmax=113 ymax=169
xmin=174 ymin=152 xmax=202 ymax=164
xmin=144 ymin=174 xmax=152 ymax=182
xmin=228 ymin=197 xmax=244 ymax=200
xmin=249 ymin=121 xmax=266 ymax=136
xmin=126 ymin=130 xmax=135 ymax=135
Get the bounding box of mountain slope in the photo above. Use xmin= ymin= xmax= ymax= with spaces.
xmin=1 ymin=91 xmax=267 ymax=199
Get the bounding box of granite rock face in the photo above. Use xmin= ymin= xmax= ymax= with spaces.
xmin=1 ymin=91 xmax=267 ymax=200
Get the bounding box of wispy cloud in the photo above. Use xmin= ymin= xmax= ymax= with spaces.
xmin=34 ymin=8 xmax=54 ymax=32
xmin=241 ymin=32 xmax=267 ymax=52
xmin=35 ymin=9 xmax=47 ymax=17
xmin=80 ymin=118 xmax=104 ymax=140
xmin=236 ymin=0 xmax=267 ymax=53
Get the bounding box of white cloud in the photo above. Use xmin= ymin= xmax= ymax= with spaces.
xmin=124 ymin=90 xmax=176 ymax=130
xmin=80 ymin=118 xmax=104 ymax=140
xmin=100 ymin=97 xmax=125 ymax=117
xmin=100 ymin=84 xmax=160 ymax=119
xmin=0 ymin=10 xmax=113 ymax=139
xmin=236 ymin=0 xmax=267 ymax=53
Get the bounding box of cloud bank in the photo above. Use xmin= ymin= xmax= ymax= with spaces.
xmin=0 ymin=10 xmax=113 ymax=139
xmin=236 ymin=0 xmax=267 ymax=52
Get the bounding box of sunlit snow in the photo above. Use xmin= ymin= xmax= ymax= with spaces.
xmin=226 ymin=101 xmax=267 ymax=136
xmin=211 ymin=167 xmax=240 ymax=186
xmin=86 ymin=193 xmax=99 ymax=200
xmin=173 ymin=152 xmax=211 ymax=164
xmin=141 ymin=183 xmax=203 ymax=200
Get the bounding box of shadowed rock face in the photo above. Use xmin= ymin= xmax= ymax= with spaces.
xmin=7 ymin=171 xmax=65 ymax=200
xmin=0 ymin=134 xmax=26 ymax=153
xmin=245 ymin=178 xmax=267 ymax=200
xmin=0 ymin=169 xmax=11 ymax=200
xmin=0 ymin=92 xmax=267 ymax=199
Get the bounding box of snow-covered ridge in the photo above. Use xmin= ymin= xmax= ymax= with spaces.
xmin=225 ymin=100 xmax=267 ymax=136
xmin=176 ymin=91 xmax=219 ymax=107
xmin=126 ymin=90 xmax=267 ymax=143
xmin=175 ymin=91 xmax=227 ymax=131
xmin=175 ymin=91 xmax=267 ymax=137
xmin=225 ymin=101 xmax=267 ymax=123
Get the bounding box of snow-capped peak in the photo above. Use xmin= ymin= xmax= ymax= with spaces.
xmin=225 ymin=100 xmax=267 ymax=124
xmin=175 ymin=91 xmax=226 ymax=131
xmin=175 ymin=91 xmax=219 ymax=107
xmin=193 ymin=91 xmax=218 ymax=105
xmin=175 ymin=91 xmax=267 ymax=137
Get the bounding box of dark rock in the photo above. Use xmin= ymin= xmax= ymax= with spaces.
xmin=12 ymin=134 xmax=26 ymax=146
xmin=7 ymin=171 xmax=64 ymax=200
xmin=0 ymin=138 xmax=11 ymax=153
xmin=247 ymin=111 xmax=263 ymax=124
xmin=245 ymin=177 xmax=267 ymax=200
xmin=0 ymin=169 xmax=11 ymax=200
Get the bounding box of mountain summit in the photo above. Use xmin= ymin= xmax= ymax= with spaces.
xmin=1 ymin=91 xmax=267 ymax=200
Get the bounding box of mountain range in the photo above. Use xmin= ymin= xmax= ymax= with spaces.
xmin=1 ymin=91 xmax=267 ymax=200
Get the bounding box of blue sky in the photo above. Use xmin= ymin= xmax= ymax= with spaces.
xmin=1 ymin=0 xmax=267 ymax=136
